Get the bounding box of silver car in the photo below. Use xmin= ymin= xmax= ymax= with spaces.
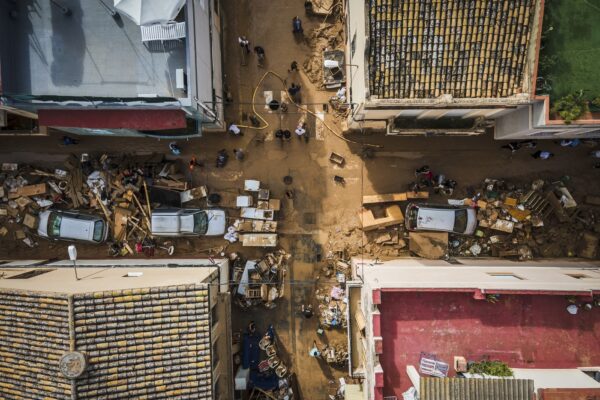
xmin=406 ymin=203 xmax=477 ymax=235
xmin=38 ymin=210 xmax=109 ymax=243
xmin=151 ymin=208 xmax=227 ymax=237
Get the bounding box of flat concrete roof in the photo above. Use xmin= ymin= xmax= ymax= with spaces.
xmin=353 ymin=258 xmax=600 ymax=293
xmin=0 ymin=0 xmax=186 ymax=98
xmin=0 ymin=265 xmax=218 ymax=294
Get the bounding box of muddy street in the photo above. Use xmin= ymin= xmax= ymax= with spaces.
xmin=2 ymin=0 xmax=600 ymax=399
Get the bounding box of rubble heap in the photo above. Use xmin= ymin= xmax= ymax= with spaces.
xmin=232 ymin=249 xmax=290 ymax=309
xmin=450 ymin=178 xmax=600 ymax=259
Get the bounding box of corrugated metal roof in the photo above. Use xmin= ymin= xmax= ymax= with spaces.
xmin=420 ymin=377 xmax=535 ymax=400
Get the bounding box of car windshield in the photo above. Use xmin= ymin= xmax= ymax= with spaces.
xmin=408 ymin=206 xmax=419 ymax=228
xmin=453 ymin=209 xmax=468 ymax=232
xmin=193 ymin=211 xmax=208 ymax=234
xmin=92 ymin=221 xmax=104 ymax=242
xmin=48 ymin=213 xmax=62 ymax=237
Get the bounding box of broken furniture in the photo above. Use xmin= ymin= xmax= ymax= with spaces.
xmin=360 ymin=205 xmax=404 ymax=231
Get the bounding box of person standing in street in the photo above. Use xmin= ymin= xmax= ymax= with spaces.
xmin=289 ymin=61 xmax=298 ymax=73
xmin=292 ymin=16 xmax=303 ymax=34
xmin=233 ymin=148 xmax=245 ymax=161
xmin=531 ymin=150 xmax=554 ymax=160
xmin=229 ymin=123 xmax=243 ymax=136
xmin=295 ymin=123 xmax=306 ymax=141
xmin=238 ymin=36 xmax=250 ymax=53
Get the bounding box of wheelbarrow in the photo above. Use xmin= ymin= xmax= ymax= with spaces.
xmin=329 ymin=152 xmax=345 ymax=166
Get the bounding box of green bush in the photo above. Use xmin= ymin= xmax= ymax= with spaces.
xmin=552 ymin=90 xmax=589 ymax=124
xmin=467 ymin=360 xmax=513 ymax=377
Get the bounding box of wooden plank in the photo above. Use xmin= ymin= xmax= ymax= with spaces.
xmin=241 ymin=233 xmax=278 ymax=247
xmin=363 ymin=193 xmax=407 ymax=204
xmin=363 ymin=191 xmax=428 ymax=205
xmin=360 ymin=205 xmax=404 ymax=231
xmin=13 ymin=183 xmax=48 ymax=198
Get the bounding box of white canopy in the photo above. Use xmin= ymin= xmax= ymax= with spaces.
xmin=113 ymin=0 xmax=186 ymax=26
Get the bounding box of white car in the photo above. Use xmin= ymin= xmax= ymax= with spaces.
xmin=151 ymin=208 xmax=227 ymax=237
xmin=38 ymin=210 xmax=109 ymax=243
xmin=406 ymin=203 xmax=477 ymax=235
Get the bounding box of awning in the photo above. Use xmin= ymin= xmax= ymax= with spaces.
xmin=113 ymin=0 xmax=186 ymax=26
xmin=38 ymin=109 xmax=187 ymax=131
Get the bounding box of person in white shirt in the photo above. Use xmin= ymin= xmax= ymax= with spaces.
xmin=228 ymin=123 xmax=242 ymax=136
xmin=295 ymin=122 xmax=308 ymax=143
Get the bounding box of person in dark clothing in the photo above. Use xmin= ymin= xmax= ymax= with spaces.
xmin=302 ymin=304 xmax=314 ymax=319
xmin=283 ymin=130 xmax=291 ymax=141
xmin=292 ymin=16 xmax=303 ymax=34
xmin=288 ymin=83 xmax=301 ymax=96
xmin=289 ymin=61 xmax=298 ymax=72
xmin=254 ymin=46 xmax=265 ymax=66
xmin=501 ymin=142 xmax=522 ymax=153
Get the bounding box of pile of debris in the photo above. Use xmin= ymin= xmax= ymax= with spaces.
xmin=316 ymin=285 xmax=347 ymax=329
xmin=449 ymin=178 xmax=600 ymax=259
xmin=0 ymin=154 xmax=200 ymax=255
xmin=233 ymin=249 xmax=290 ymax=308
xmin=323 ymin=342 xmax=349 ymax=367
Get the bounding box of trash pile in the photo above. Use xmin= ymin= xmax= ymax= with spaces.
xmin=239 ymin=324 xmax=297 ymax=399
xmin=232 ymin=250 xmax=290 ymax=308
xmin=315 ymin=285 xmax=347 ymax=329
xmin=322 ymin=342 xmax=349 ymax=367
xmin=449 ymin=177 xmax=600 ymax=259
xmin=0 ymin=154 xmax=203 ymax=255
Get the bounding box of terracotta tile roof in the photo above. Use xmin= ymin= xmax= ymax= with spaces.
xmin=0 ymin=290 xmax=72 ymax=399
xmin=420 ymin=377 xmax=535 ymax=400
xmin=367 ymin=0 xmax=537 ymax=99
xmin=0 ymin=284 xmax=213 ymax=399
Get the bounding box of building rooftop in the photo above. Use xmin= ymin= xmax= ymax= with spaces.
xmin=0 ymin=266 xmax=217 ymax=293
xmin=0 ymin=0 xmax=186 ymax=99
xmin=367 ymin=0 xmax=539 ymax=100
xmin=420 ymin=377 xmax=535 ymax=400
xmin=0 ymin=263 xmax=218 ymax=399
xmin=379 ymin=291 xmax=600 ymax=396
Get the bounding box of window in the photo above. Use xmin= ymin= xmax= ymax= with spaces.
xmin=566 ymin=273 xmax=590 ymax=279
xmin=487 ymin=273 xmax=523 ymax=280
xmin=92 ymin=221 xmax=105 ymax=242
xmin=453 ymin=209 xmax=468 ymax=232
xmin=48 ymin=212 xmax=62 ymax=237
xmin=193 ymin=211 xmax=208 ymax=234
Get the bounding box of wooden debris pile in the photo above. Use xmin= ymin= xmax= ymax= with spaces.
xmin=232 ymin=249 xmax=290 ymax=308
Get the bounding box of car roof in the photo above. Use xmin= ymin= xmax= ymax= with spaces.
xmin=416 ymin=207 xmax=456 ymax=231
xmin=59 ymin=215 xmax=98 ymax=241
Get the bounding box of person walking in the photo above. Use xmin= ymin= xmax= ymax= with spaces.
xmin=292 ymin=16 xmax=303 ymax=34
xmin=238 ymin=36 xmax=250 ymax=53
xmin=308 ymin=341 xmax=321 ymax=358
xmin=531 ymin=150 xmax=554 ymax=160
xmin=188 ymin=156 xmax=203 ymax=171
xmin=295 ymin=123 xmax=306 ymax=141
xmin=283 ymin=130 xmax=292 ymax=141
xmin=289 ymin=61 xmax=298 ymax=73
xmin=254 ymin=46 xmax=265 ymax=67
xmin=501 ymin=142 xmax=521 ymax=153
xmin=288 ymin=83 xmax=301 ymax=97
xmin=233 ymin=148 xmax=245 ymax=161
xmin=229 ymin=123 xmax=243 ymax=136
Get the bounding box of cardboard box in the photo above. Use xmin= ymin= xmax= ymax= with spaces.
xmin=23 ymin=214 xmax=38 ymax=230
